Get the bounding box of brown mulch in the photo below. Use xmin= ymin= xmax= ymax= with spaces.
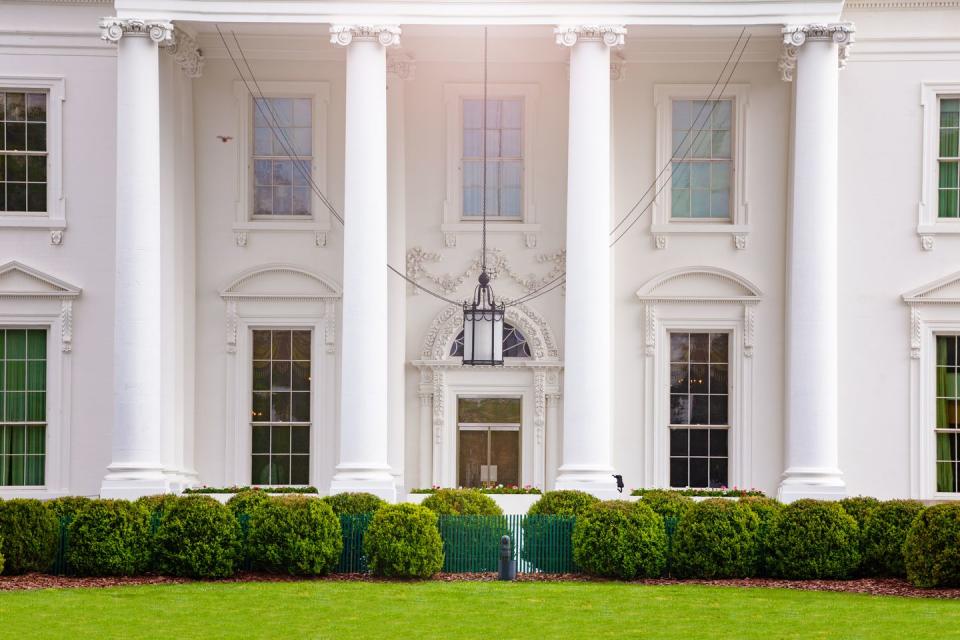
xmin=1 ymin=572 xmax=958 ymax=599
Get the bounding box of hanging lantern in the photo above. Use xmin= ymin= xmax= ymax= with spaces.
xmin=463 ymin=270 xmax=505 ymax=366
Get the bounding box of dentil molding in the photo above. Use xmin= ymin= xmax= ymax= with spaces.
xmin=779 ymin=23 xmax=855 ymax=82
xmin=554 ymin=25 xmax=627 ymax=48
xmin=329 ymin=25 xmax=401 ymax=47
xmin=406 ymin=246 xmax=565 ymax=299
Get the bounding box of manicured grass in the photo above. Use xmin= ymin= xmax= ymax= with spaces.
xmin=1 ymin=581 xmax=958 ymax=639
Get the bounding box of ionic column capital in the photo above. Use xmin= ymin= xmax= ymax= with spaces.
xmin=554 ymin=25 xmax=626 ymax=48
xmin=329 ymin=25 xmax=401 ymax=47
xmin=779 ymin=23 xmax=855 ymax=82
xmin=99 ymin=17 xmax=174 ymax=45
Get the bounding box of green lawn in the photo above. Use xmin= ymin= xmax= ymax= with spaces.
xmin=1 ymin=581 xmax=957 ymax=639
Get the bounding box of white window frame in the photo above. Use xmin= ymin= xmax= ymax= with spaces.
xmin=918 ymin=82 xmax=960 ymax=251
xmin=651 ymin=84 xmax=750 ymax=249
xmin=637 ymin=267 xmax=761 ymax=490
xmin=0 ymin=261 xmax=79 ymax=499
xmin=441 ymin=83 xmax=541 ymax=247
xmin=0 ymin=76 xmax=65 ymax=235
xmin=221 ymin=265 xmax=340 ymax=489
xmin=904 ymin=270 xmax=960 ymax=498
xmin=232 ymin=81 xmax=330 ymax=241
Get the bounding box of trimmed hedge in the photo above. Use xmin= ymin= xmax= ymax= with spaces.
xmin=322 ymin=492 xmax=386 ymax=516
xmin=905 ymin=503 xmax=960 ymax=588
xmin=527 ymin=490 xmax=599 ymax=517
xmin=66 ymin=500 xmax=151 ymax=576
xmin=135 ymin=494 xmax=181 ymax=520
xmin=0 ymin=541 xmax=4 ymax=575
xmin=247 ymin=496 xmax=342 ymax=575
xmin=573 ymin=500 xmax=667 ymax=579
xmin=45 ymin=496 xmax=93 ymax=520
xmin=672 ymin=499 xmax=760 ymax=579
xmin=637 ymin=490 xmax=694 ymax=521
xmin=226 ymin=488 xmax=271 ymax=518
xmin=739 ymin=496 xmax=783 ymax=576
xmin=363 ymin=503 xmax=443 ymax=579
xmin=839 ymin=496 xmax=881 ymax=531
xmin=862 ymin=500 xmax=925 ymax=578
xmin=0 ymin=499 xmax=59 ymax=575
xmin=154 ymin=496 xmax=241 ymax=578
xmin=421 ymin=489 xmax=502 ymax=516
xmin=767 ymin=500 xmax=860 ymax=579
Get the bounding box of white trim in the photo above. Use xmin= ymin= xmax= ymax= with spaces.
xmin=650 ymin=84 xmax=750 ymax=249
xmin=441 ymin=83 xmax=541 ymax=247
xmin=0 ymin=76 xmax=66 ymax=240
xmin=232 ymin=80 xmax=330 ymax=243
xmin=917 ymin=82 xmax=960 ymax=250
xmin=903 ymin=271 xmax=960 ymax=498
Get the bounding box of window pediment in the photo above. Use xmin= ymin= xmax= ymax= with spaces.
xmin=903 ymin=270 xmax=960 ymax=304
xmin=220 ymin=264 xmax=341 ymax=301
xmin=0 ymin=261 xmax=80 ymax=299
xmin=636 ymin=266 xmax=762 ymax=303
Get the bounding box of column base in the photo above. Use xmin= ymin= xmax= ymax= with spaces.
xmin=329 ymin=464 xmax=397 ymax=502
xmin=777 ymin=467 xmax=846 ymax=503
xmin=100 ymin=463 xmax=177 ymax=500
xmin=554 ymin=465 xmax=622 ymax=500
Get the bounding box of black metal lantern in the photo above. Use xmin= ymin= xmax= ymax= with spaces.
xmin=462 ymin=270 xmax=505 ymax=366
xmin=462 ymin=26 xmax=504 ymax=367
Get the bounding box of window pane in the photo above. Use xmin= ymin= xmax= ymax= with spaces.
xmin=26 ymin=392 xmax=44 ymax=422
xmin=670 ymin=457 xmax=688 ymax=488
xmin=272 ymin=331 xmax=291 ymax=360
xmin=939 ymin=189 xmax=959 ymax=218
xmin=710 ymin=334 xmax=728 ymax=363
xmin=252 ymin=392 xmax=269 ymax=422
xmin=672 ymin=162 xmax=690 ymax=188
xmin=293 ymin=98 xmax=311 ymax=127
xmin=710 ymin=429 xmax=728 ymax=457
xmin=670 ymin=334 xmax=689 ymax=362
xmin=6 ymin=361 xmax=24 ymax=390
xmin=690 ymin=334 xmax=709 ymax=362
xmin=712 ymin=130 xmax=731 ymax=158
xmin=501 ymin=161 xmax=522 ymax=188
xmin=271 ymin=392 xmax=290 ymax=422
xmin=291 ymin=330 xmax=310 ymax=360
xmin=501 ymin=99 xmax=523 ymax=128
xmin=26 ymin=361 xmax=45 ymax=391
xmin=463 ymin=99 xmax=482 ymax=128
xmin=710 ymin=364 xmax=728 ymax=395
xmin=252 ymin=425 xmax=270 ymax=453
xmin=290 ymin=455 xmax=309 ymax=485
xmin=690 ymin=395 xmax=709 ymax=424
xmin=291 ymin=426 xmax=310 ymax=454
xmin=292 ymin=362 xmax=310 ymax=391
xmin=26 ymin=123 xmax=45 ymax=152
xmin=501 ymin=129 xmax=522 ymax=157
xmin=709 ymin=458 xmax=728 ymax=488
xmin=253 ymin=127 xmax=272 ymax=155
xmin=251 ymin=455 xmax=270 ymax=484
xmin=711 ymin=100 xmax=732 ymax=129
xmin=26 ymin=155 xmax=46 ymax=183
xmin=291 ymin=392 xmax=310 ymax=422
xmin=5 ymin=93 xmax=24 ymax=121
xmin=670 ymin=364 xmax=688 ymax=394
xmin=941 ymin=127 xmax=959 ymax=158
xmin=670 ymin=428 xmax=689 ymax=456
xmin=26 ymin=425 xmax=45 ymax=454
xmin=254 ymin=187 xmax=273 ymax=215
xmin=7 ymin=154 xmax=25 ymax=181
xmin=939 ymin=162 xmax=959 ymax=189
xmin=271 ymin=425 xmax=290 ymax=453
xmin=689 ymin=458 xmax=708 ymax=487
xmin=670 ymin=394 xmax=689 ymax=424
xmin=271 ymin=362 xmax=291 ymax=391
xmin=252 ymin=361 xmax=270 ymax=391
xmin=271 ymin=455 xmax=290 ymax=484
xmin=672 ymin=189 xmax=690 ymax=218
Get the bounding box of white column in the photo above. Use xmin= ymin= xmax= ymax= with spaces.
xmin=554 ymin=25 xmax=625 ymax=498
xmin=328 ymin=25 xmax=400 ymax=501
xmin=98 ymin=18 xmax=174 ymax=499
xmin=387 ymin=56 xmax=412 ymax=494
xmin=779 ymin=24 xmax=854 ymax=502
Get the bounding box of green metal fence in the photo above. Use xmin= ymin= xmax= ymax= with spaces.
xmin=336 ymin=513 xmax=373 ymax=573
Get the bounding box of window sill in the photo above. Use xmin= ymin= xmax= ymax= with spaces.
xmin=649 ymin=223 xmax=749 ymax=250
xmin=0 ymin=216 xmax=64 ymax=229
xmin=917 ymin=221 xmax=960 ymax=251
xmin=440 ymin=221 xmax=542 ymax=249
xmin=232 ymin=220 xmax=332 ymax=248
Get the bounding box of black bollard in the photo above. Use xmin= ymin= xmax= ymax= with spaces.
xmin=498 ymin=534 xmax=516 ymax=581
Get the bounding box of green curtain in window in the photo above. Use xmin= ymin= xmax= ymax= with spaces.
xmin=936 ymin=338 xmax=955 ymax=492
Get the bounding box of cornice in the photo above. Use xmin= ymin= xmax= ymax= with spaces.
xmin=845 ymin=0 xmax=960 ymax=7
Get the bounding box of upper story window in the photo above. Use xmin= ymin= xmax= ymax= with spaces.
xmin=252 ymin=97 xmax=312 ymax=218
xmin=1 ymin=91 xmax=47 ymax=215
xmin=939 ymin=98 xmax=959 ymax=220
xmin=462 ymin=98 xmax=524 ymax=219
xmin=670 ymin=99 xmax=732 ymax=220
xmin=0 ymin=329 xmax=47 ymax=487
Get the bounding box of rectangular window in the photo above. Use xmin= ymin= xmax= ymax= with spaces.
xmin=668 ymin=332 xmax=729 ymax=488
xmin=251 ymin=329 xmax=311 ymax=485
xmin=0 ymin=91 xmax=47 ymax=214
xmin=252 ymin=97 xmax=312 ymax=217
xmin=0 ymin=329 xmax=46 ymax=486
xmin=670 ymin=99 xmax=732 ymax=220
xmin=936 ymin=335 xmax=959 ymax=492
xmin=462 ymin=98 xmax=523 ymax=218
xmin=939 ymin=98 xmax=960 ymax=219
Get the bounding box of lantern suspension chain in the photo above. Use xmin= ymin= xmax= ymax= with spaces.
xmin=481 ymin=25 xmax=489 ymax=277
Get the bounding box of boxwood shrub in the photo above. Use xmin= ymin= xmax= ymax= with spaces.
xmin=739 ymin=496 xmax=783 ymax=575
xmin=672 ymin=498 xmax=760 ymax=579
xmin=527 ymin=490 xmax=599 ymax=517
xmin=66 ymin=499 xmax=151 ymax=576
xmin=45 ymin=496 xmax=93 ymax=521
xmin=861 ymin=500 xmax=924 ymax=578
xmin=363 ymin=503 xmax=443 ymax=579
xmin=421 ymin=488 xmax=502 ymax=516
xmin=905 ymin=503 xmax=960 ymax=588
xmin=226 ymin=488 xmax=271 ymax=518
xmin=767 ymin=499 xmax=860 ymax=579
xmin=572 ymin=500 xmax=667 ymax=579
xmin=637 ymin=490 xmax=694 ymax=521
xmin=247 ymin=496 xmax=342 ymax=575
xmin=135 ymin=494 xmax=181 ymax=520
xmin=322 ymin=492 xmax=386 ymax=516
xmin=154 ymin=495 xmax=241 ymax=578
xmin=839 ymin=496 xmax=881 ymax=531
xmin=0 ymin=498 xmax=59 ymax=575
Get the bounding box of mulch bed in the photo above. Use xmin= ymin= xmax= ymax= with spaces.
xmin=1 ymin=572 xmax=958 ymax=599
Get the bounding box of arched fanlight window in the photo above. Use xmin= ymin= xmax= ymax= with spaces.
xmin=451 ymin=322 xmax=531 ymax=359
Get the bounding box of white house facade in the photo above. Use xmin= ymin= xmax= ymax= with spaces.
xmin=1 ymin=0 xmax=960 ymax=502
